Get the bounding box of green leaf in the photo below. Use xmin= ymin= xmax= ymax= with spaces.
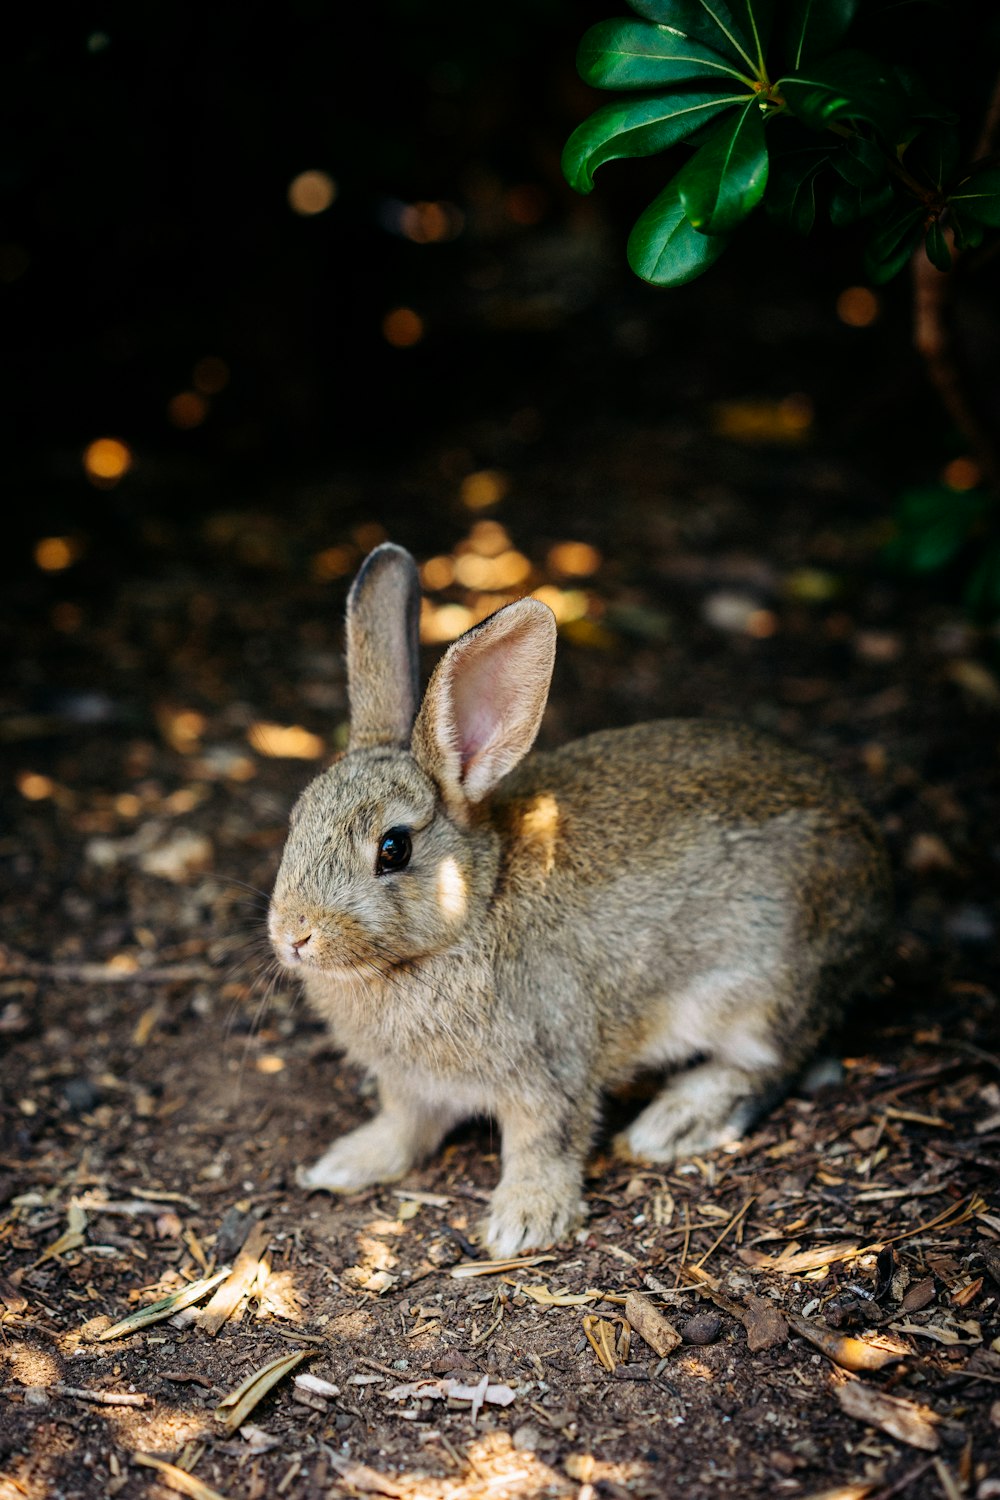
xmin=829 ymin=177 xmax=893 ymax=227
xmin=830 ymin=134 xmax=884 ymax=187
xmin=627 ymin=176 xmax=732 ymax=283
xmin=863 ymin=198 xmax=924 ymax=283
xmin=781 ymin=0 xmax=859 ymax=69
xmin=627 ymin=0 xmax=756 ymax=71
xmin=562 ymin=90 xmax=745 ymax=194
xmin=885 ymin=486 xmax=989 ymax=574
xmin=678 ymin=96 xmax=769 ymax=232
xmin=730 ymin=0 xmax=775 ymax=72
xmin=924 ymin=218 xmax=952 ymax=272
xmin=780 ymin=50 xmax=910 ymax=138
xmin=904 ymin=122 xmax=960 ymax=191
xmin=766 ymin=146 xmax=830 ymax=233
xmin=949 ymin=207 xmax=985 ymax=253
xmin=949 ymin=165 xmax=1000 ymax=226
xmin=578 ymin=19 xmax=751 ymax=90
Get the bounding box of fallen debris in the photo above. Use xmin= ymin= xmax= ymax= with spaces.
xmin=624 ymin=1291 xmax=682 ymax=1358
xmin=835 ymin=1379 xmax=941 ymax=1452
xmin=787 ymin=1312 xmax=911 ymax=1373
xmin=215 ymin=1349 xmax=312 ymax=1435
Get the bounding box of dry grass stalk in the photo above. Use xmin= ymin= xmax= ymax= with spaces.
xmin=215 ymin=1348 xmax=311 ymax=1435
xmin=133 ymin=1455 xmax=229 ymax=1500
xmin=95 ymin=1267 xmax=231 ymax=1341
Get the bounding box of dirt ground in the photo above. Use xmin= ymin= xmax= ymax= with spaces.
xmin=2 ymin=415 xmax=999 ymax=1500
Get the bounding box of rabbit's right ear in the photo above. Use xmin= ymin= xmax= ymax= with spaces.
xmin=411 ymin=597 xmax=556 ymax=822
xmin=346 ymin=544 xmax=422 ymax=751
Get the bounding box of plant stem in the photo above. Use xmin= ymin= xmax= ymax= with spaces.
xmin=909 ymin=65 xmax=1000 ymax=494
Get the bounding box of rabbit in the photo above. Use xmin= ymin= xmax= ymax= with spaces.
xmin=268 ymin=542 xmax=891 ymax=1257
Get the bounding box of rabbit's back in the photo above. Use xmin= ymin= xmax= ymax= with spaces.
xmin=489 ymin=719 xmax=889 ymax=1075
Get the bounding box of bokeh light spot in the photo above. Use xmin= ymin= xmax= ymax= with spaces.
xmin=942 ymin=457 xmax=981 ymax=491
xmin=836 ymin=286 xmax=879 ymax=328
xmin=84 ymin=437 xmax=132 ymax=486
xmin=193 ymin=356 xmax=230 ymax=395
xmin=17 ymin=772 xmax=54 ymax=801
xmin=247 ymin=723 xmax=325 ymax=759
xmin=547 ymin=541 xmax=601 ymax=578
xmin=168 ymin=392 xmax=209 ymax=429
xmin=312 ymin=545 xmax=356 ymax=581
xmin=421 ymin=555 xmax=455 ymax=591
xmin=382 ymin=307 xmax=424 ymax=348
xmin=460 ymin=469 xmax=508 ymax=510
xmin=420 ymin=602 xmax=474 ymax=644
xmin=35 ymin=536 xmax=83 ymax=573
xmin=288 ymin=170 xmax=337 ymax=216
xmin=400 ymin=201 xmax=464 ymax=243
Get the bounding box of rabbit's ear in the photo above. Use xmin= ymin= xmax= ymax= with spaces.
xmin=346 ymin=544 xmax=421 ymax=750
xmin=412 ymin=598 xmax=556 ymax=817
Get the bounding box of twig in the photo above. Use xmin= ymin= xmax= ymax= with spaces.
xmin=1 ymin=1383 xmax=152 ymax=1408
xmin=0 ymin=949 xmax=215 ymax=985
xmin=693 ymin=1195 xmax=755 ymax=1270
xmin=909 ymin=62 xmax=1000 ymax=492
xmin=869 ymin=1457 xmax=937 ymax=1500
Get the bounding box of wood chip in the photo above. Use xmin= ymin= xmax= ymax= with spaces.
xmin=326 ymin=1453 xmax=406 ymax=1496
xmin=197 ymin=1221 xmax=270 ymax=1336
xmin=836 ymin=1379 xmax=941 ymax=1451
xmin=624 ymin=1292 xmax=682 ymax=1358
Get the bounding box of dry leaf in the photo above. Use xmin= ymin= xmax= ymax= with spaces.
xmin=836 ymin=1379 xmax=940 ymax=1451
xmin=742 ymin=1295 xmax=789 ymax=1353
xmin=505 ymin=1280 xmax=603 ymax=1307
xmin=740 ymin=1241 xmax=860 ymax=1274
xmin=215 ymin=1349 xmax=310 ymax=1434
xmin=900 ymin=1277 xmax=936 ymax=1313
xmin=95 ymin=1267 xmax=231 ymax=1341
xmin=450 ymin=1254 xmax=556 ymax=1279
xmin=326 ymin=1455 xmax=405 ymax=1497
xmin=788 ymin=1313 xmax=910 ymax=1372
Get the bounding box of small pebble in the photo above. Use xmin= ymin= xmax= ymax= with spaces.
xmin=681 ymin=1312 xmax=721 ymax=1345
xmin=512 ymin=1423 xmax=541 ymax=1452
xmin=60 ymin=1077 xmax=102 ymax=1114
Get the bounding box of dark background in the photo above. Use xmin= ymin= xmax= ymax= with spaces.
xmin=5 ymin=0 xmax=998 ymax=567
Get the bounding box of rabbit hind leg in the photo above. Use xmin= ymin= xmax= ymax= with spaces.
xmin=613 ymin=1057 xmax=785 ymax=1165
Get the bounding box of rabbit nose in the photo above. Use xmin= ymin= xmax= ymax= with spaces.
xmin=291 ymin=931 xmax=313 ymax=953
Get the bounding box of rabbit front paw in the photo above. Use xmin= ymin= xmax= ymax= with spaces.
xmin=296 ymin=1116 xmax=415 ymax=1194
xmin=484 ymin=1174 xmax=583 ymax=1258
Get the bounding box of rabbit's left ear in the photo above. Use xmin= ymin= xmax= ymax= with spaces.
xmin=345 ymin=543 xmax=422 ymax=751
xmin=412 ymin=598 xmax=556 ymax=819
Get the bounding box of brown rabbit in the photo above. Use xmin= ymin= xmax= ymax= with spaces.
xmin=269 ymin=543 xmax=890 ymax=1255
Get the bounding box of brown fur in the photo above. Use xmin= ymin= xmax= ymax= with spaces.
xmin=268 ymin=544 xmax=891 ymax=1255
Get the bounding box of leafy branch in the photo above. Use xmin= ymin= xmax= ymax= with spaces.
xmin=562 ymin=0 xmax=1000 ymax=610
xmin=562 ymin=0 xmax=999 ymax=288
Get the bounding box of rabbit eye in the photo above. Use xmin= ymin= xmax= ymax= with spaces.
xmin=376 ymin=826 xmax=412 ymax=875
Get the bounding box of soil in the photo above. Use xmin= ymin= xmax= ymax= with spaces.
xmin=2 ymin=415 xmax=999 ymax=1500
